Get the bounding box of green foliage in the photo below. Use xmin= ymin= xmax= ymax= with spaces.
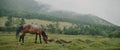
xmin=19 ymin=18 xmax=25 ymax=26
xmin=46 ymin=22 xmax=62 ymax=34
xmin=108 ymin=31 xmax=120 ymax=38
xmin=5 ymin=16 xmax=12 ymax=27
xmin=2 ymin=17 xmax=26 ymax=32
xmin=47 ymin=24 xmax=56 ymax=33
xmin=61 ymin=24 xmax=120 ymax=38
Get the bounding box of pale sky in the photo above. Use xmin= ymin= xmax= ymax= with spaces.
xmin=35 ymin=0 xmax=120 ymax=26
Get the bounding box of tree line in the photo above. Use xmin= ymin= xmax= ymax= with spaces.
xmin=46 ymin=23 xmax=120 ymax=38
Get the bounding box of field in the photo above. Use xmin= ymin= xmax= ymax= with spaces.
xmin=0 ymin=32 xmax=120 ymax=50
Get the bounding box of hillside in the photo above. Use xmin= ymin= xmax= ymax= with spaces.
xmin=0 ymin=17 xmax=72 ymax=28
xmin=44 ymin=10 xmax=114 ymax=26
xmin=0 ymin=0 xmax=115 ymax=26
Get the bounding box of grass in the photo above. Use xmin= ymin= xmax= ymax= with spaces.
xmin=0 ymin=32 xmax=120 ymax=50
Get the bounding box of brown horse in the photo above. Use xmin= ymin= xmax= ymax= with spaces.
xmin=16 ymin=24 xmax=48 ymax=45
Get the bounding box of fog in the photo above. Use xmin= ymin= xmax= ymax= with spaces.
xmin=35 ymin=0 xmax=120 ymax=26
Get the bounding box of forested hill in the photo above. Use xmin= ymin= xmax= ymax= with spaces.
xmin=43 ymin=11 xmax=114 ymax=26
xmin=0 ymin=0 xmax=115 ymax=26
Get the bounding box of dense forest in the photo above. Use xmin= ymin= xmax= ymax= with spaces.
xmin=0 ymin=0 xmax=120 ymax=38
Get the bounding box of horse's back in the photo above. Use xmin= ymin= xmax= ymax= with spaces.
xmin=23 ymin=24 xmax=43 ymax=33
xmin=32 ymin=24 xmax=42 ymax=29
xmin=23 ymin=24 xmax=42 ymax=29
xmin=23 ymin=24 xmax=31 ymax=27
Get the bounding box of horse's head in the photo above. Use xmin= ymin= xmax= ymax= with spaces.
xmin=42 ymin=31 xmax=48 ymax=44
xmin=44 ymin=35 xmax=48 ymax=44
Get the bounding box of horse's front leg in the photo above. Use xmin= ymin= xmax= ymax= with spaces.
xmin=19 ymin=35 xmax=22 ymax=42
xmin=21 ymin=35 xmax=24 ymax=44
xmin=18 ymin=35 xmax=24 ymax=45
xmin=39 ymin=34 xmax=42 ymax=44
xmin=35 ymin=34 xmax=38 ymax=43
xmin=19 ymin=32 xmax=25 ymax=45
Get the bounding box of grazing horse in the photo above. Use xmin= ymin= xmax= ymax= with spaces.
xmin=16 ymin=24 xmax=48 ymax=45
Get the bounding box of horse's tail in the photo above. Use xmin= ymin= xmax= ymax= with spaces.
xmin=41 ymin=31 xmax=48 ymax=43
xmin=16 ymin=26 xmax=23 ymax=40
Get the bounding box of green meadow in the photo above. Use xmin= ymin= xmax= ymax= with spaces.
xmin=0 ymin=32 xmax=120 ymax=50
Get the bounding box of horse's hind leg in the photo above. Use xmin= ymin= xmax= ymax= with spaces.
xmin=39 ymin=34 xmax=42 ymax=44
xmin=35 ymin=34 xmax=38 ymax=43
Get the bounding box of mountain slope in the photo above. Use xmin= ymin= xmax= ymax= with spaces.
xmin=44 ymin=10 xmax=114 ymax=26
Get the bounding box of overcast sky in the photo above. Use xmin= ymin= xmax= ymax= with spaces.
xmin=35 ymin=0 xmax=120 ymax=26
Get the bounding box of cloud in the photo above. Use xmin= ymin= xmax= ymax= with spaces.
xmin=35 ymin=0 xmax=120 ymax=26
